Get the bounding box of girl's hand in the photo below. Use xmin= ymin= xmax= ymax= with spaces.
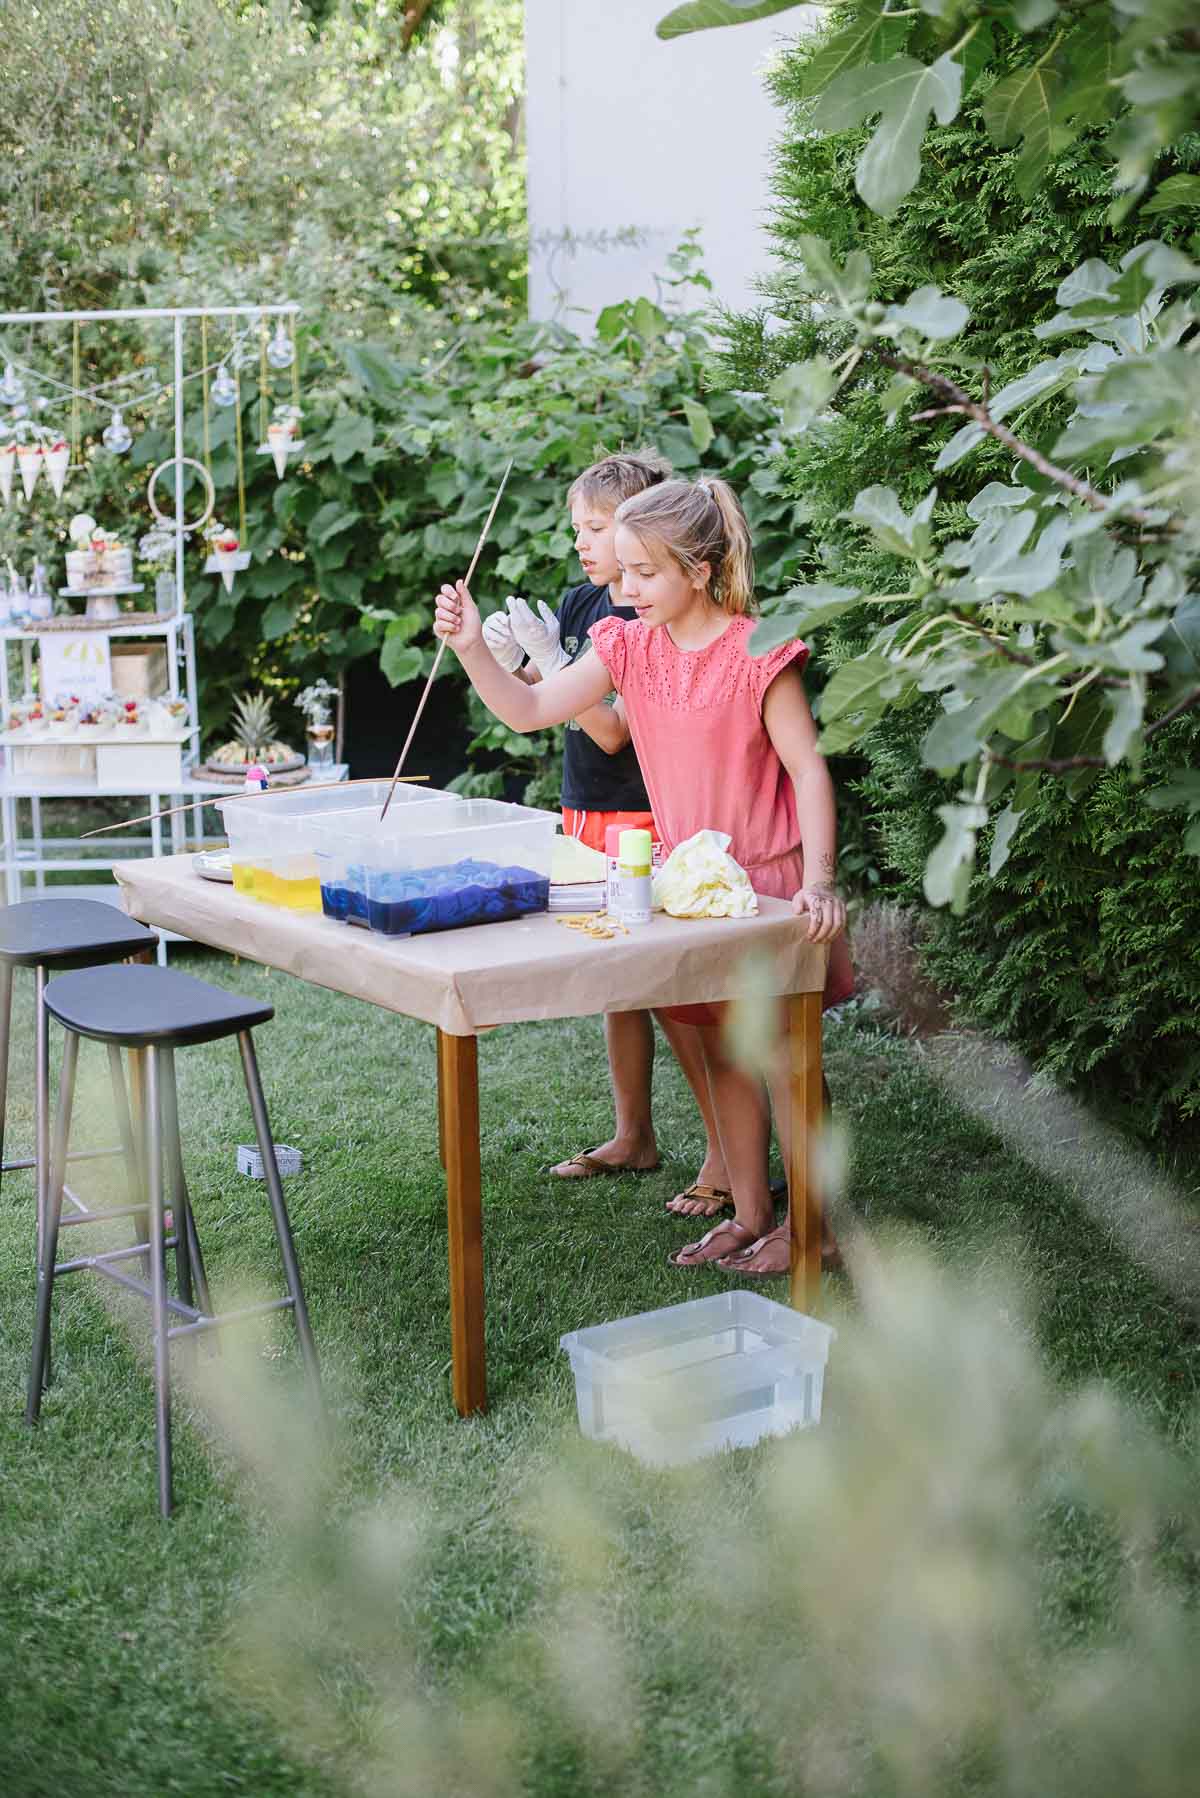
xmin=792 ymin=883 xmax=846 ymax=944
xmin=434 ymin=580 xmax=482 ymax=654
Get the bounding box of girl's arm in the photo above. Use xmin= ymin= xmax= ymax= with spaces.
xmin=434 ymin=580 xmax=615 ymax=732
xmin=572 ymin=658 xmax=632 ymax=754
xmin=762 ymin=667 xmax=846 ymax=944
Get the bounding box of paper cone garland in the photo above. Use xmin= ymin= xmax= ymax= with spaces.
xmin=204 ymin=543 xmax=251 ymax=595
xmin=0 ymin=447 xmax=14 ymax=505
xmin=260 ymin=422 xmax=305 ymax=480
xmin=17 ymin=442 xmax=42 ymax=501
xmin=44 ymin=441 xmax=70 ymax=499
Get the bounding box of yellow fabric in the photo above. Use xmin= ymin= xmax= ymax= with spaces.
xmin=653 ymin=830 xmax=758 ymax=920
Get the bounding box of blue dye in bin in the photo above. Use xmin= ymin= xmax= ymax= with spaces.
xmin=363 ymin=858 xmax=548 ymax=937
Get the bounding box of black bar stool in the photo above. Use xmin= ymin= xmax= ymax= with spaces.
xmin=26 ymin=964 xmax=320 ymax=1518
xmin=0 ymin=900 xmax=159 ymax=1264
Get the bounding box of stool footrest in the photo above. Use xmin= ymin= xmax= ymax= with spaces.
xmin=169 ymin=1295 xmax=295 ymax=1342
xmin=59 ymin=1200 xmax=153 ymax=1229
xmin=3 ymin=1146 xmax=122 ymax=1173
xmin=56 ymin=1238 xmax=179 ymax=1278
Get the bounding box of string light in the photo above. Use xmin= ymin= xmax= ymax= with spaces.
xmin=102 ymin=408 xmax=133 ymax=454
xmin=266 ymin=320 xmax=295 ymax=370
xmin=0 ymin=363 xmax=25 ymax=406
xmin=211 ymin=363 xmax=238 ymax=408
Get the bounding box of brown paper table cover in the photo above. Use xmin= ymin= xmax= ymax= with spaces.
xmin=113 ymin=854 xmax=828 ymax=1035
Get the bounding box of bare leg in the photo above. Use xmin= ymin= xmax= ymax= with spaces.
xmin=718 ymin=1069 xmax=838 ymax=1279
xmin=550 ymin=1009 xmax=659 ymax=1177
xmin=670 ymin=1024 xmax=774 ymax=1266
xmin=655 ymin=1012 xmax=730 ymax=1214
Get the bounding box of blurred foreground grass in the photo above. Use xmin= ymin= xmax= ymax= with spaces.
xmin=0 ymin=948 xmax=1197 ymax=1796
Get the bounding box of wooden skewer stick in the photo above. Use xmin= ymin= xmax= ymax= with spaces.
xmin=80 ymin=776 xmax=430 ymax=839
xmin=378 ymin=456 xmax=515 ymax=822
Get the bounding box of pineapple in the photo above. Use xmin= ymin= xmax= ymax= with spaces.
xmin=209 ymin=691 xmax=296 ymax=767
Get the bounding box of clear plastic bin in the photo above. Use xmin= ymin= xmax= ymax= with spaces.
xmin=560 ymin=1290 xmax=835 ymax=1466
xmin=218 ymin=780 xmax=454 ymax=912
xmin=313 ymin=799 xmax=557 ymax=936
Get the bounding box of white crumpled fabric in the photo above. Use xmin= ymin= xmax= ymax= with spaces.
xmin=652 ymin=829 xmax=759 ymax=920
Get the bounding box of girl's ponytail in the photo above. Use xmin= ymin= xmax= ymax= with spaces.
xmin=615 ymin=476 xmax=757 ymax=615
xmin=698 ymin=477 xmax=754 ymax=615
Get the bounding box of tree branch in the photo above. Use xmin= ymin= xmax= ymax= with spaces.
xmin=987 ymin=685 xmax=1200 ymax=772
xmin=401 ymin=1 xmax=439 ymax=51
xmin=875 ymin=349 xmax=1176 ymax=530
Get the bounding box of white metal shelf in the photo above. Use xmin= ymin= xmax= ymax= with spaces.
xmin=2 ymin=616 xmax=183 ymax=642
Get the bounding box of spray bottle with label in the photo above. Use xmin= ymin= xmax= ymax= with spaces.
xmin=616 ymin=827 xmax=652 ymax=925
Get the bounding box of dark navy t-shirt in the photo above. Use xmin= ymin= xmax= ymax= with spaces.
xmin=557 ymin=581 xmax=651 ymax=812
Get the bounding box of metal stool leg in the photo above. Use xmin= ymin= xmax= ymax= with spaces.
xmin=34 ymin=964 xmax=50 ymax=1272
xmin=160 ymin=1047 xmax=212 ymax=1318
xmin=237 ymin=1030 xmax=320 ymax=1396
xmin=0 ymin=961 xmax=12 ymax=1203
xmin=107 ymin=1044 xmax=150 ymax=1278
xmin=27 ymin=1030 xmax=79 ymax=1420
xmin=143 ymin=1048 xmax=174 ymax=1519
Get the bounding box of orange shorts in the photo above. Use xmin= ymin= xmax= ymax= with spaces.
xmin=561 ymin=806 xmax=657 ymax=856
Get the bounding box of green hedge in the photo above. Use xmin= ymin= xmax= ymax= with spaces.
xmin=717 ymin=18 xmax=1200 ymax=1142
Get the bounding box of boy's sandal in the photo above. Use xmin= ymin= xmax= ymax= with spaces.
xmin=551 ymin=1149 xmax=662 ymax=1179
xmin=665 ymin=1182 xmax=734 ymax=1218
xmin=668 ymin=1219 xmax=757 ymax=1269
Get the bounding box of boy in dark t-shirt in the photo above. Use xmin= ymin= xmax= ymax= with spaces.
xmin=481 ymin=455 xmax=733 ymax=1216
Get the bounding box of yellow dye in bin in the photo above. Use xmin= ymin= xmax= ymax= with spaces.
xmin=252 ymin=866 xmax=322 ymax=912
xmin=231 ymin=862 xmax=256 ymax=898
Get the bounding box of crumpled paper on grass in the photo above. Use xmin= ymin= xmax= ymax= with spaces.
xmin=653 ymin=830 xmax=758 ymax=920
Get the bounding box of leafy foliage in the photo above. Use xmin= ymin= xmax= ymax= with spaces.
xmin=692 ymin=0 xmax=1200 ymax=1134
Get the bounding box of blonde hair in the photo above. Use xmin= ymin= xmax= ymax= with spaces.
xmin=567 ymin=450 xmax=672 ymax=512
xmin=614 ymin=477 xmax=755 ymax=614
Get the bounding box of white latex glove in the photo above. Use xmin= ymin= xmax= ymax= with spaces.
xmin=506 ymin=594 xmax=571 ymax=678
xmin=481 ymin=606 xmax=525 ymax=673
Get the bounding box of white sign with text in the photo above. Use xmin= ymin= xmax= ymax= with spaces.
xmin=38 ymin=633 xmax=113 ymax=703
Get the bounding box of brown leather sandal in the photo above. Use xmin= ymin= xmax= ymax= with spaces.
xmin=665 ymin=1182 xmax=734 ymax=1218
xmin=668 ymin=1218 xmax=757 ymax=1268
xmin=550 ymin=1149 xmax=661 ymax=1179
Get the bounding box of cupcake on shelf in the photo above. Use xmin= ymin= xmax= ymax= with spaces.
xmin=25 ymin=698 xmax=47 ymax=733
xmin=151 ymin=693 xmax=190 ymax=734
xmin=75 ymin=699 xmax=108 ymax=740
xmin=5 ymin=694 xmax=34 ymax=735
xmin=114 ymin=696 xmax=146 ymax=735
xmin=48 ymin=692 xmax=79 ymax=733
xmin=16 ymin=440 xmax=42 ymax=500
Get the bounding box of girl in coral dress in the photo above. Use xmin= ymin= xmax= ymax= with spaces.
xmin=434 ymin=477 xmax=851 ymax=1279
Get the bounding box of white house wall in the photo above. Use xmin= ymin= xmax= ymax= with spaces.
xmin=524 ymin=0 xmax=818 ymax=329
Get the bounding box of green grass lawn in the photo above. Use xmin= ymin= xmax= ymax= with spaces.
xmin=1 ymin=948 xmax=1197 ymax=1797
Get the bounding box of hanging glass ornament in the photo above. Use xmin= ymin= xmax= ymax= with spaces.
xmin=0 ymin=364 xmax=25 ymax=407
xmin=102 ymin=409 xmax=133 ymax=453
xmin=0 ymin=441 xmax=14 ymax=505
xmin=266 ymin=321 xmax=296 ymax=369
xmin=211 ymin=363 xmax=239 ymax=408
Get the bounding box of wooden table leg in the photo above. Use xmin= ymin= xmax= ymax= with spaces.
xmin=785 ymin=992 xmax=824 ymax=1312
xmin=436 ymin=1027 xmax=448 ymax=1170
xmin=439 ymin=1028 xmax=486 ymax=1416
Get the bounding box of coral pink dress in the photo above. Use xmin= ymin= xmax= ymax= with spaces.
xmin=589 ymin=613 xmax=854 ymax=1011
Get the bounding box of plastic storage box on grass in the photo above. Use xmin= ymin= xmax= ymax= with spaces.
xmin=560 ymin=1290 xmax=834 ymax=1467
xmin=217 ymin=778 xmax=452 ymax=913
xmin=312 ymin=798 xmax=558 ymax=937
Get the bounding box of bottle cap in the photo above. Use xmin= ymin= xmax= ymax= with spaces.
xmin=618 ymin=828 xmax=652 ymax=866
